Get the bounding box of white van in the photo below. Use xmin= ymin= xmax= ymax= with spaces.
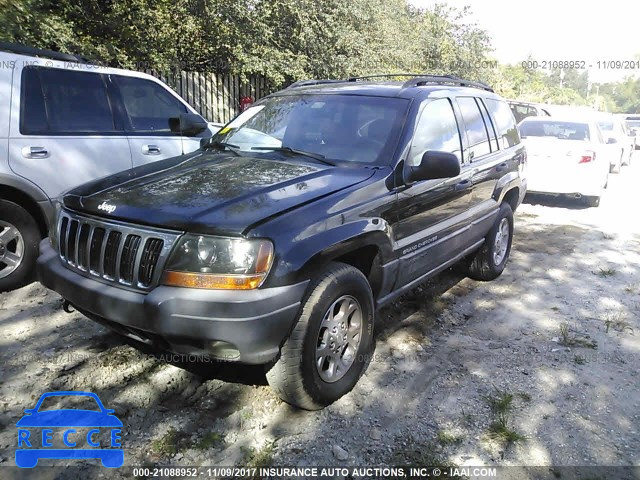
xmin=0 ymin=43 xmax=220 ymax=291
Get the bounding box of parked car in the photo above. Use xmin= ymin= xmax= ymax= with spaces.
xmin=593 ymin=113 xmax=633 ymax=171
xmin=623 ymin=115 xmax=640 ymax=150
xmin=38 ymin=74 xmax=526 ymax=410
xmin=0 ymin=42 xmax=219 ymax=291
xmin=508 ymin=100 xmax=552 ymax=123
xmin=518 ymin=117 xmax=610 ymax=207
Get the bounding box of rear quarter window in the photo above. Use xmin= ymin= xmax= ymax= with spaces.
xmin=486 ymin=99 xmax=520 ymax=148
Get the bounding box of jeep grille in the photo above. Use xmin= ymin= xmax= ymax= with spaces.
xmin=57 ymin=210 xmax=180 ymax=291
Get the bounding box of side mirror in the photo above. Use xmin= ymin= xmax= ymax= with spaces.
xmin=607 ymin=137 xmax=618 ymax=144
xmin=169 ymin=113 xmax=208 ymax=137
xmin=406 ymin=151 xmax=461 ymax=183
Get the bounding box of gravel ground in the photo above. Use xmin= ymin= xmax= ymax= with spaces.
xmin=1 ymin=155 xmax=639 ymax=478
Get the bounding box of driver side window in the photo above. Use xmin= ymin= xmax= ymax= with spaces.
xmin=408 ymin=99 xmax=462 ymax=167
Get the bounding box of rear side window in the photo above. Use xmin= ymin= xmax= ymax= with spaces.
xmin=21 ymin=67 xmax=115 ymax=134
xmin=457 ymin=97 xmax=492 ymax=161
xmin=486 ymin=99 xmax=520 ymax=148
xmin=510 ymin=104 xmax=536 ymax=123
xmin=112 ymin=76 xmax=187 ymax=133
xmin=409 ymin=98 xmax=462 ymax=166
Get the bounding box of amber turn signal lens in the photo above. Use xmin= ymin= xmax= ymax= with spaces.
xmin=162 ymin=271 xmax=267 ymax=290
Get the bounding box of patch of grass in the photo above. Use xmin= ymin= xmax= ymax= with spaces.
xmin=596 ymin=266 xmax=617 ymax=278
xmin=623 ymin=285 xmax=636 ymax=294
xmin=487 ymin=414 xmax=526 ymax=446
xmin=559 ymin=322 xmax=598 ymax=349
xmin=195 ymin=431 xmax=225 ymax=450
xmin=241 ymin=441 xmax=276 ymax=469
xmin=551 ymin=306 xmax=560 ymax=312
xmin=574 ymin=355 xmax=586 ymax=365
xmin=437 ymin=430 xmax=463 ymax=446
xmin=604 ymin=312 xmax=634 ymax=335
xmin=390 ymin=437 xmax=462 ymax=478
xmin=152 ymin=428 xmax=183 ymax=456
xmin=484 ymin=388 xmax=514 ymax=415
xmin=483 ymin=388 xmax=526 ymax=449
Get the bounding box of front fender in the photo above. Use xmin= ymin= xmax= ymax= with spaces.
xmin=269 ymin=218 xmax=394 ymax=286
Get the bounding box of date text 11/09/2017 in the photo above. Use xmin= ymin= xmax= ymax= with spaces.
xmin=131 ymin=466 xmax=499 ymax=478
xmin=521 ymin=60 xmax=640 ymax=70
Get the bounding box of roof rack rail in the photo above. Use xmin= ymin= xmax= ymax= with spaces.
xmin=0 ymin=42 xmax=92 ymax=64
xmin=402 ymin=75 xmax=493 ymax=92
xmin=287 ymin=74 xmax=434 ymax=89
xmin=286 ymin=74 xmax=494 ymax=92
xmin=345 ymin=73 xmax=426 ymax=81
xmin=286 ymin=79 xmax=347 ymax=89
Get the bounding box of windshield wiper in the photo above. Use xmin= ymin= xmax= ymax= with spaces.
xmin=201 ymin=140 xmax=241 ymax=155
xmin=251 ymin=146 xmax=336 ymax=166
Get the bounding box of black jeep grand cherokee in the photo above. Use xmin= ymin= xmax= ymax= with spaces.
xmin=38 ymin=75 xmax=527 ymax=410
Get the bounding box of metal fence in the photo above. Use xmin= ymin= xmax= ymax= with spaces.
xmin=146 ymin=70 xmax=273 ymax=124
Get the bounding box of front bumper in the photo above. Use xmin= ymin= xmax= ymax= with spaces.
xmin=37 ymin=240 xmax=308 ymax=364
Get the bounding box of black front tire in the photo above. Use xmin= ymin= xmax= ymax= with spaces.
xmin=266 ymin=262 xmax=375 ymax=410
xmin=0 ymin=200 xmax=41 ymax=292
xmin=466 ymin=202 xmax=514 ymax=282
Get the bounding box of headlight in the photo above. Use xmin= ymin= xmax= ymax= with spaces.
xmin=162 ymin=235 xmax=274 ymax=290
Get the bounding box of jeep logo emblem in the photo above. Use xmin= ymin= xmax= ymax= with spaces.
xmin=98 ymin=202 xmax=117 ymax=214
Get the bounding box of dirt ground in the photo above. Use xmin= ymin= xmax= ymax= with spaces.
xmin=0 ymin=154 xmax=639 ymax=478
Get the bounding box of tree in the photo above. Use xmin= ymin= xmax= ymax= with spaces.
xmin=0 ymin=0 xmax=495 ymax=87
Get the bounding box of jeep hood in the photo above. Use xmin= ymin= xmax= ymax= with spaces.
xmin=64 ymin=152 xmax=374 ymax=235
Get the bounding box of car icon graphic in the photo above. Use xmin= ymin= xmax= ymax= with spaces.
xmin=16 ymin=391 xmax=123 ymax=468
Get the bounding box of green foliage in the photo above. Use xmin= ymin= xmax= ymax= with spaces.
xmin=0 ymin=0 xmax=492 ymax=87
xmin=497 ymin=59 xmax=640 ymax=113
xmin=3 ymin=0 xmax=637 ymax=110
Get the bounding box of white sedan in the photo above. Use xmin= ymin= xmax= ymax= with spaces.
xmin=518 ymin=117 xmax=610 ymax=207
xmin=594 ymin=113 xmax=634 ymax=171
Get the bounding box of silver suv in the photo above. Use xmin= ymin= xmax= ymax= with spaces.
xmin=0 ymin=43 xmax=219 ymax=291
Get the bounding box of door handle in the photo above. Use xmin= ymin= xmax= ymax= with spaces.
xmin=454 ymin=179 xmax=473 ymax=191
xmin=495 ymin=162 xmax=508 ymax=172
xmin=21 ymin=146 xmax=49 ymax=159
xmin=142 ymin=144 xmax=161 ymax=155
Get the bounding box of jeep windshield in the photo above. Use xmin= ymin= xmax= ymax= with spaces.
xmin=209 ymin=94 xmax=409 ymax=165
